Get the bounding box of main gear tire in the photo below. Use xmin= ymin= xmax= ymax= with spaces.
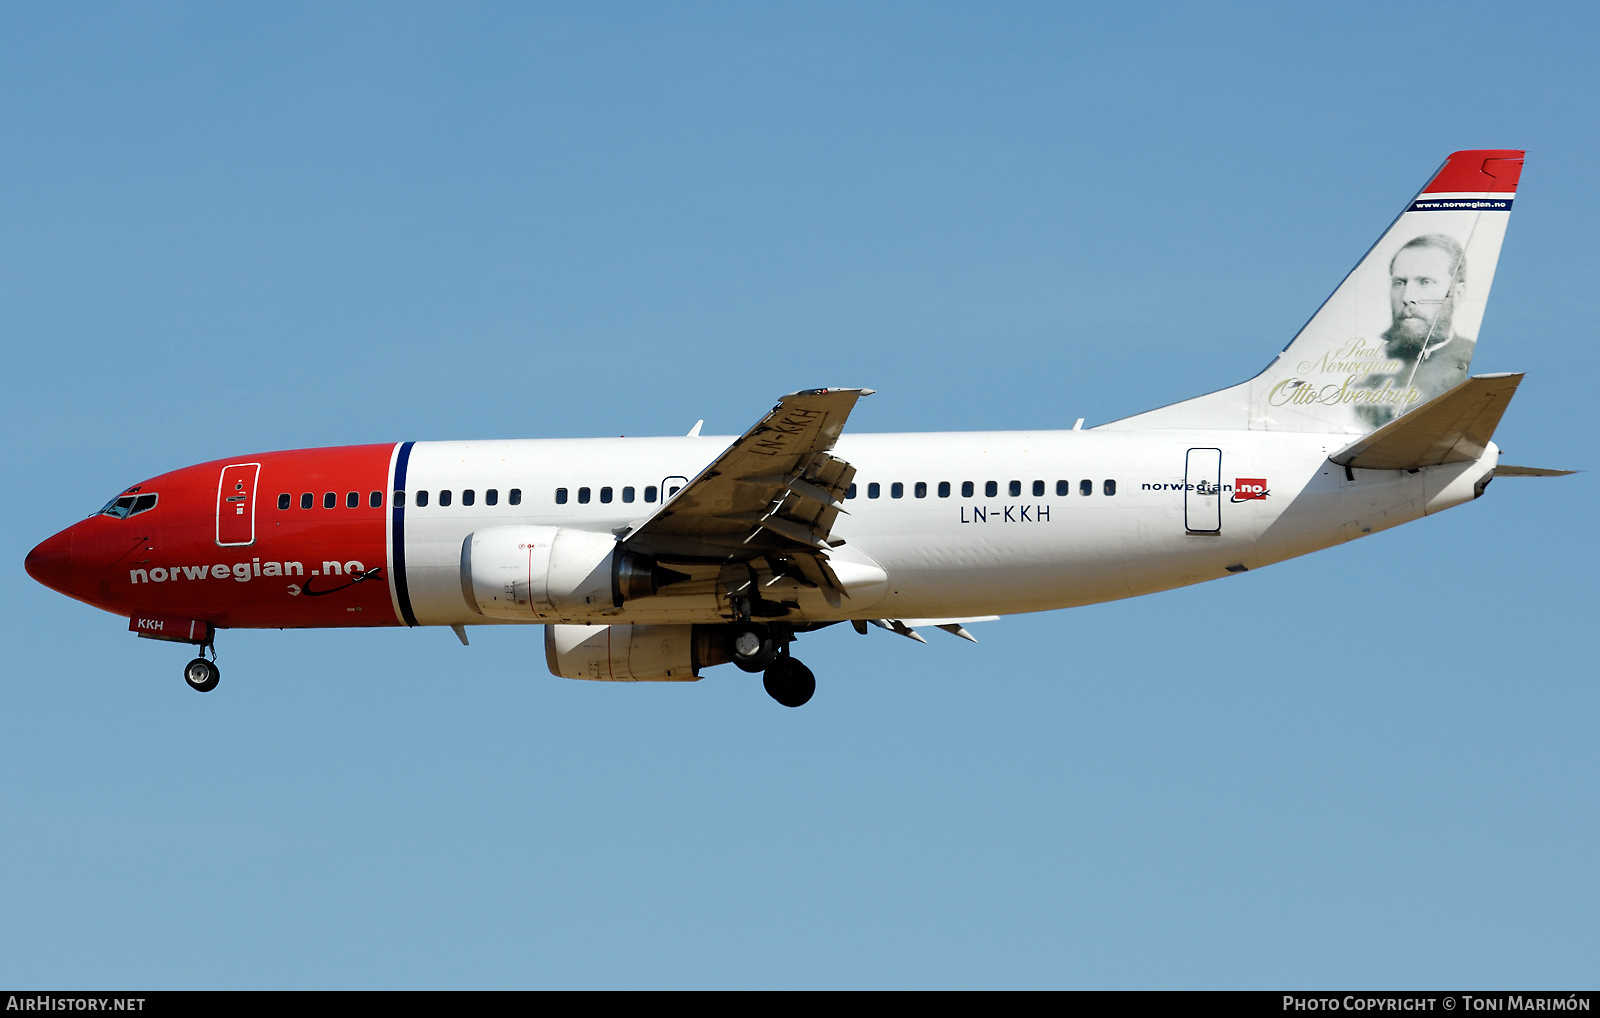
xmin=730 ymin=625 xmax=774 ymax=673
xmin=763 ymin=657 xmax=815 ymax=708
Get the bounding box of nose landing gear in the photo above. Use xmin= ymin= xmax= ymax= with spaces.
xmin=181 ymin=630 xmax=219 ymax=693
xmin=129 ymin=616 xmax=221 ymax=693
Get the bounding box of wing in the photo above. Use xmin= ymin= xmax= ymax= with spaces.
xmin=619 ymin=388 xmax=873 ymax=564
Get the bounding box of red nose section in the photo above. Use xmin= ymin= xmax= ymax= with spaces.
xmin=25 ymin=527 xmax=77 ymax=596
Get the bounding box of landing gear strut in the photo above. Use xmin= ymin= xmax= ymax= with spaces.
xmin=718 ymin=620 xmax=816 ymax=706
xmin=763 ymin=655 xmax=815 ymax=708
xmin=183 ymin=632 xmax=219 ymax=693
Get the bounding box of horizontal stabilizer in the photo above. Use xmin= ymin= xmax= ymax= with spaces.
xmin=1495 ymin=464 xmax=1577 ymax=477
xmin=1330 ymin=373 xmax=1522 ymax=471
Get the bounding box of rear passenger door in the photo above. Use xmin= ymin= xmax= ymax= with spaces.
xmin=216 ymin=463 xmax=261 ymax=546
xmin=1184 ymin=448 xmax=1222 ymax=535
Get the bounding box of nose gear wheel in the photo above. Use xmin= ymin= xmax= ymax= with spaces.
xmin=184 ymin=657 xmax=220 ymax=693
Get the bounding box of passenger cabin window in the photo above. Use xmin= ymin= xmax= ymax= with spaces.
xmin=301 ymin=493 xmax=313 ymax=509
xmin=394 ymin=490 xmax=406 ymax=508
xmin=668 ymin=484 xmax=682 ymax=496
xmin=1080 ymin=480 xmax=1092 ymax=496
xmin=1033 ymin=480 xmax=1045 ymax=497
xmin=1009 ymin=480 xmax=1021 ymax=497
xmin=99 ymin=493 xmax=158 ymax=519
xmin=509 ymin=489 xmax=521 ymax=506
xmin=485 ymin=489 xmax=498 ymax=506
xmin=938 ymin=481 xmax=950 ymax=498
xmin=277 ymin=493 xmax=290 ymax=510
xmin=891 ymin=482 xmax=903 ymax=499
xmin=439 ymin=490 xmax=453 ymax=507
xmin=416 ymin=490 xmax=429 ymax=507
xmin=600 ymin=487 xmax=613 ymax=504
xmin=1056 ymin=480 xmax=1069 ymax=496
xmin=1104 ymin=479 xmax=1117 ymax=496
xmin=915 ymin=482 xmax=927 ymax=498
xmin=555 ymin=488 xmax=568 ymax=504
xmin=644 ymin=486 xmax=657 ymax=503
xmin=462 ymin=489 xmax=475 ymax=506
xmin=346 ymin=491 xmax=359 ymax=508
xmin=369 ymin=490 xmax=383 ymax=508
xmin=868 ymin=482 xmax=880 ymax=499
xmin=323 ymin=492 xmax=336 ymax=509
xmin=622 ymin=486 xmax=635 ymax=503
xmin=985 ymin=481 xmax=998 ymax=498
xmin=962 ymin=481 xmax=974 ymax=498
xmin=846 ymin=483 xmax=857 ymax=499
xmin=578 ymin=487 xmax=591 ymax=504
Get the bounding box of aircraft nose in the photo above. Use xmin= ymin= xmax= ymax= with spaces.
xmin=25 ymin=527 xmax=77 ymax=596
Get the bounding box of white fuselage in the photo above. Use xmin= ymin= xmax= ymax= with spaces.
xmin=389 ymin=429 xmax=1498 ymax=628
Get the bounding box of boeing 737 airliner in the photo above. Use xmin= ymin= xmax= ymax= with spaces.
xmin=25 ymin=149 xmax=1568 ymax=706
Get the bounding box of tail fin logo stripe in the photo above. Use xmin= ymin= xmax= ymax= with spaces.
xmin=1409 ymin=196 xmax=1513 ymax=213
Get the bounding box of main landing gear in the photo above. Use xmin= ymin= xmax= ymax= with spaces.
xmin=763 ymin=655 xmax=815 ymax=708
xmin=730 ymin=624 xmax=776 ymax=673
xmin=728 ymin=623 xmax=815 ymax=708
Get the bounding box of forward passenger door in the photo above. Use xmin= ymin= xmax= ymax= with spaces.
xmin=216 ymin=463 xmax=261 ymax=546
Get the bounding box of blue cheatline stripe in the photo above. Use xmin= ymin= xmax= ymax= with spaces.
xmin=392 ymin=441 xmax=419 ymax=627
xmin=1408 ymin=196 xmax=1514 ymax=212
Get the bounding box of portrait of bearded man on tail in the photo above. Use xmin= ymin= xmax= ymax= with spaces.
xmin=1356 ymin=233 xmax=1475 ymax=428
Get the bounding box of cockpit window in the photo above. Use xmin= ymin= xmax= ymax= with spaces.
xmin=98 ymin=492 xmax=158 ymax=519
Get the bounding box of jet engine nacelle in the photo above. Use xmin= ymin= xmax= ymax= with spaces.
xmin=460 ymin=525 xmax=685 ymax=619
xmin=545 ymin=623 xmax=729 ymax=682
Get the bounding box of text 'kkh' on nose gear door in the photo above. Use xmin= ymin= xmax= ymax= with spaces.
xmin=216 ymin=463 xmax=261 ymax=547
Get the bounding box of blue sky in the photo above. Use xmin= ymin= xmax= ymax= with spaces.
xmin=2 ymin=2 xmax=1596 ymax=988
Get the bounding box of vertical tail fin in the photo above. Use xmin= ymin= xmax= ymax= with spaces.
xmin=1110 ymin=150 xmax=1524 ymax=434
